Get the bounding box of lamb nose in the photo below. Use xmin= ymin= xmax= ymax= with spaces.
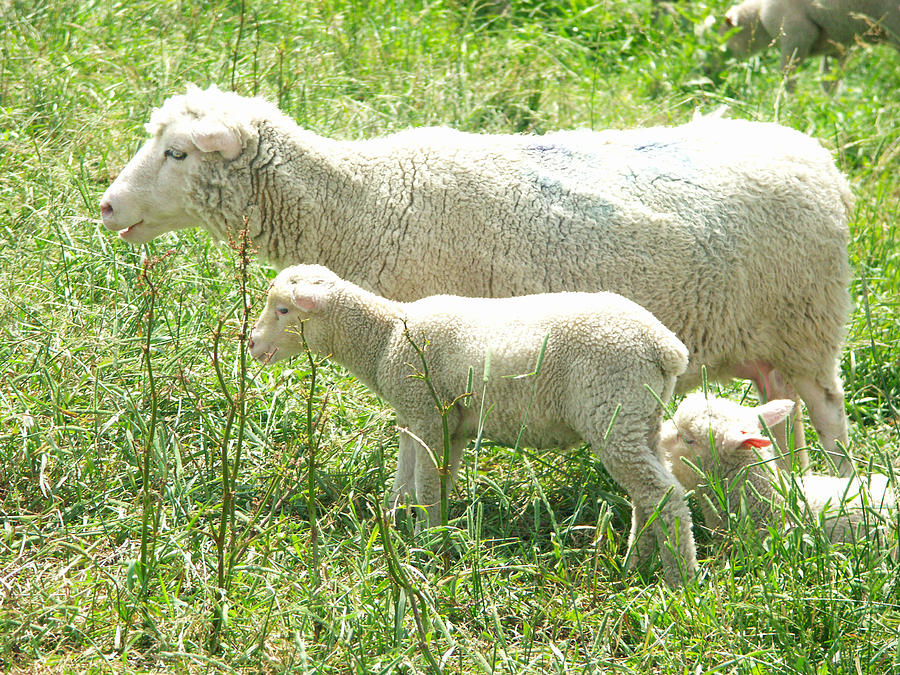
xmin=100 ymin=200 xmax=113 ymax=218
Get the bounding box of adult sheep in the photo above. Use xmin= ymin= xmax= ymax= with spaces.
xmin=722 ymin=0 xmax=900 ymax=87
xmin=99 ymin=84 xmax=854 ymax=472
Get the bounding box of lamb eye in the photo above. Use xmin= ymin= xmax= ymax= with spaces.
xmin=681 ymin=435 xmax=695 ymax=445
xmin=164 ymin=148 xmax=187 ymax=160
xmin=277 ymin=307 xmax=289 ymax=315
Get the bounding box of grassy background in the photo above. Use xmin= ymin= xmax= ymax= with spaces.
xmin=1 ymin=0 xmax=899 ymax=672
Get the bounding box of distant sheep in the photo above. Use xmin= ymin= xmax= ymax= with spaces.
xmin=723 ymin=0 xmax=900 ymax=85
xmin=660 ymin=393 xmax=896 ymax=546
xmin=99 ymin=85 xmax=854 ymax=472
xmin=249 ymin=264 xmax=696 ymax=586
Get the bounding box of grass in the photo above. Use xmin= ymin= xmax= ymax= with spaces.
xmin=1 ymin=0 xmax=899 ymax=672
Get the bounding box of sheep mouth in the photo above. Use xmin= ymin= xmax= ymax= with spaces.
xmin=118 ymin=221 xmax=145 ymax=240
xmin=253 ymin=348 xmax=279 ymax=364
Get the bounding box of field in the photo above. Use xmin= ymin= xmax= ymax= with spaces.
xmin=1 ymin=0 xmax=900 ymax=672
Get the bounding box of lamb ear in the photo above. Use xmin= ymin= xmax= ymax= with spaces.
xmin=291 ymin=283 xmax=329 ymax=313
xmin=721 ymin=428 xmax=772 ymax=450
xmin=740 ymin=434 xmax=772 ymax=449
xmin=190 ymin=119 xmax=243 ymax=160
xmin=755 ymin=399 xmax=795 ymax=429
xmin=712 ymin=423 xmax=764 ymax=451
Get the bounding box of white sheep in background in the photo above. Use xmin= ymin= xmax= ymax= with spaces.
xmin=249 ymin=264 xmax=697 ymax=586
xmin=99 ymin=84 xmax=855 ymax=473
xmin=723 ymin=0 xmax=900 ymax=86
xmin=660 ymin=393 xmax=896 ymax=547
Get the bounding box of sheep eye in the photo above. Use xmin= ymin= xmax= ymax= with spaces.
xmin=681 ymin=435 xmax=695 ymax=445
xmin=164 ymin=148 xmax=187 ymax=160
xmin=277 ymin=307 xmax=289 ymax=315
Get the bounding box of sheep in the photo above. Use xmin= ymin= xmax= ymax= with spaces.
xmin=98 ymin=84 xmax=855 ymax=473
xmin=248 ymin=264 xmax=697 ymax=586
xmin=660 ymin=393 xmax=896 ymax=548
xmin=722 ymin=0 xmax=900 ymax=86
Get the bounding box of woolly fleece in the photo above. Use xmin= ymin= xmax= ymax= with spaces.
xmin=724 ymin=0 xmax=900 ymax=76
xmin=99 ymin=85 xmax=854 ymax=470
xmin=660 ymin=393 xmax=896 ymax=546
xmin=250 ymin=264 xmax=696 ymax=586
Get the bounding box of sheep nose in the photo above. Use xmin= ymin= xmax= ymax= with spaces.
xmin=100 ymin=200 xmax=113 ymax=219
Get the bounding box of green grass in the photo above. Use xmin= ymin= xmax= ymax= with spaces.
xmin=2 ymin=0 xmax=900 ymax=672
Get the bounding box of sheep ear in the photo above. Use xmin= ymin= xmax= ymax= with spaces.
xmin=717 ymin=426 xmax=767 ymax=452
xmin=721 ymin=428 xmax=771 ymax=450
xmin=291 ymin=283 xmax=329 ymax=313
xmin=740 ymin=434 xmax=772 ymax=449
xmin=755 ymin=399 xmax=795 ymax=429
xmin=190 ymin=119 xmax=242 ymax=160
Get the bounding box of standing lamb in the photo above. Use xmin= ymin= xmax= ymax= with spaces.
xmin=99 ymin=84 xmax=855 ymax=473
xmin=722 ymin=0 xmax=900 ymax=85
xmin=249 ymin=264 xmax=697 ymax=586
xmin=660 ymin=393 xmax=896 ymax=546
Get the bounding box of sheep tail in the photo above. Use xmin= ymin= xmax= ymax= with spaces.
xmin=655 ymin=334 xmax=689 ymax=380
xmin=646 ymin=329 xmax=689 ymax=406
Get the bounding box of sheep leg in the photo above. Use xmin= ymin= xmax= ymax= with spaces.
xmin=819 ymin=51 xmax=852 ymax=95
xmin=819 ymin=56 xmax=837 ymax=95
xmin=409 ymin=422 xmax=468 ymax=530
xmin=388 ymin=426 xmax=417 ymax=509
xmin=594 ymin=426 xmax=697 ymax=587
xmin=757 ymin=369 xmax=808 ymax=471
xmin=773 ymin=11 xmax=819 ymax=88
xmin=738 ymin=363 xmax=808 ymax=470
xmin=793 ymin=373 xmax=851 ymax=475
xmin=627 ymin=503 xmax=660 ymax=574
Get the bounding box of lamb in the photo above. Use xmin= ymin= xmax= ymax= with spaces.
xmin=248 ymin=264 xmax=697 ymax=586
xmin=660 ymin=393 xmax=896 ymax=547
xmin=722 ymin=0 xmax=900 ymax=85
xmin=99 ymin=84 xmax=855 ymax=473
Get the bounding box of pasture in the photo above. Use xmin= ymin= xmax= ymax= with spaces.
xmin=1 ymin=0 xmax=899 ymax=672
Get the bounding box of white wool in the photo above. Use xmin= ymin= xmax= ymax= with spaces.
xmin=723 ymin=0 xmax=900 ymax=87
xmin=100 ymin=84 xmax=854 ymax=472
xmin=660 ymin=393 xmax=896 ymax=549
xmin=250 ymin=264 xmax=696 ymax=586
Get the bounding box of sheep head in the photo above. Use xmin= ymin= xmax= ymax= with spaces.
xmin=99 ymin=84 xmax=253 ymax=244
xmin=249 ymin=264 xmax=341 ymax=364
xmin=721 ymin=0 xmax=773 ymax=57
xmin=660 ymin=393 xmax=794 ymax=487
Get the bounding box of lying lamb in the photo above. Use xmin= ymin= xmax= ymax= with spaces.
xmin=660 ymin=393 xmax=895 ymax=546
xmin=723 ymin=0 xmax=900 ymax=85
xmin=99 ymin=85 xmax=855 ymax=473
xmin=249 ymin=264 xmax=697 ymax=586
